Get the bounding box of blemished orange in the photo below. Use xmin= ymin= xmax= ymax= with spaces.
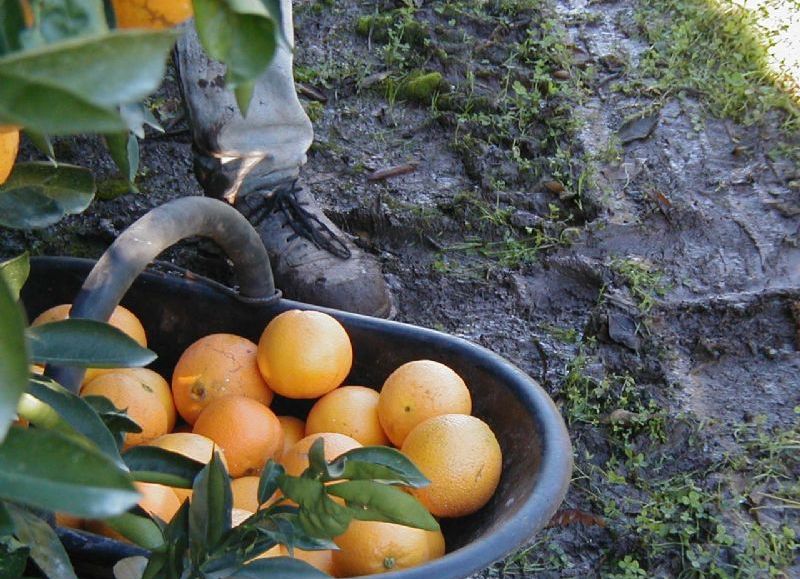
xmin=146 ymin=432 xmax=225 ymax=502
xmin=277 ymin=415 xmax=306 ymax=456
xmin=401 ymin=414 xmax=502 ymax=518
xmin=256 ymin=310 xmax=352 ymax=399
xmin=81 ymin=371 xmax=169 ymax=448
xmin=193 ymin=396 xmax=283 ymax=478
xmin=117 ymin=368 xmax=176 ymax=432
xmin=0 ymin=127 xmax=19 ymax=185
xmin=111 ymin=0 xmax=192 ymax=29
xmin=31 ymin=303 xmax=148 ymax=384
xmin=378 ymin=360 xmax=472 ymax=447
xmin=172 ymin=333 xmax=274 ymax=425
xmin=306 ymin=386 xmax=390 ymax=446
xmin=280 ymin=432 xmax=362 ymax=477
xmin=332 ymin=520 xmax=445 ymax=577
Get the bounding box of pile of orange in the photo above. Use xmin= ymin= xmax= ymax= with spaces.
xmin=36 ymin=305 xmax=503 ymax=576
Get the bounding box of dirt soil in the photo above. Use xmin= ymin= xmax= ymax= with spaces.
xmin=3 ymin=0 xmax=799 ymax=576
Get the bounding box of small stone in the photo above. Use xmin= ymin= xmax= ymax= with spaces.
xmin=544 ymin=180 xmax=565 ymax=193
xmin=553 ymin=69 xmax=570 ymax=80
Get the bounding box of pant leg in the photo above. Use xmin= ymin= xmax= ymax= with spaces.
xmin=176 ymin=0 xmax=313 ymax=202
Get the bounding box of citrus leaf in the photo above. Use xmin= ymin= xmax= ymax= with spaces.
xmin=101 ymin=512 xmax=164 ymax=550
xmin=0 ymin=29 xmax=178 ymax=135
xmin=123 ymin=446 xmax=205 ymax=488
xmin=304 ymin=437 xmax=329 ymax=479
xmin=0 ymin=501 xmax=13 ymax=536
xmin=192 ymin=0 xmax=278 ymax=110
xmin=0 ymin=0 xmax=25 ymax=55
xmin=83 ymin=394 xmax=142 ymax=450
xmin=327 ymin=480 xmax=440 ymax=531
xmin=7 ymin=504 xmax=77 ymax=579
xmin=27 ymin=0 xmax=108 ymax=45
xmin=0 ymin=162 xmax=95 ymax=229
xmin=23 ymin=130 xmax=56 ymax=162
xmin=328 ymin=446 xmax=430 ymax=488
xmin=27 ymin=318 xmax=156 ymax=367
xmin=157 ymin=499 xmax=190 ymax=579
xmin=0 ymin=274 xmax=29 ymax=442
xmin=190 ymin=451 xmax=231 ymax=564
xmin=229 ymin=556 xmax=330 ymax=578
xmin=278 ymin=475 xmax=351 ymax=538
xmin=0 ymin=251 xmax=29 ymax=301
xmin=0 ymin=535 xmax=29 ymax=579
xmin=257 ymin=0 xmax=288 ymax=47
xmin=0 ymin=425 xmax=138 ymax=518
xmin=254 ymin=513 xmax=337 ymax=552
xmin=258 ymin=460 xmax=283 ymax=505
xmin=27 ymin=376 xmax=124 ymax=466
xmin=104 ymin=131 xmax=139 ymax=184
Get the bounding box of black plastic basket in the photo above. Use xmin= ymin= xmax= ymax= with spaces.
xmin=21 ymin=198 xmax=572 ymax=579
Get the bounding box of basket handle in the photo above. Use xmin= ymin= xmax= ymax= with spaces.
xmin=47 ymin=197 xmax=276 ymax=392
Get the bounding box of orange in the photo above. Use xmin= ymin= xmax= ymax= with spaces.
xmin=251 ymin=544 xmax=334 ymax=574
xmin=55 ymin=513 xmax=83 ymax=530
xmin=256 ymin=310 xmax=352 ymax=399
xmin=114 ymin=368 xmax=175 ymax=432
xmin=280 ymin=433 xmax=362 ymax=478
xmin=193 ymin=396 xmax=283 ymax=478
xmin=81 ymin=371 xmax=169 ymax=448
xmin=378 ymin=360 xmax=472 ymax=447
xmin=278 ymin=415 xmax=306 ymax=456
xmin=231 ymin=476 xmax=278 ymax=512
xmin=146 ymin=432 xmax=225 ymax=502
xmin=85 ymin=482 xmax=181 ymax=541
xmin=172 ymin=333 xmax=274 ymax=425
xmin=401 ymin=414 xmax=502 ymax=518
xmin=306 ymin=386 xmax=389 ymax=446
xmin=31 ymin=303 xmax=148 ymax=384
xmin=111 ymin=0 xmax=193 ymax=29
xmin=0 ymin=127 xmax=19 ymax=185
xmin=332 ymin=520 xmax=445 ymax=577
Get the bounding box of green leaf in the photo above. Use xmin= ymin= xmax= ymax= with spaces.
xmin=83 ymin=394 xmax=142 ymax=449
xmin=258 ymin=460 xmax=283 ymax=505
xmin=0 ymin=274 xmax=28 ymax=442
xmin=0 ymin=425 xmax=139 ymax=518
xmin=0 ymin=251 xmax=29 ymax=301
xmin=234 ymin=80 xmax=255 ymax=115
xmin=0 ymin=0 xmax=25 ymax=56
xmin=0 ymin=501 xmax=14 ymax=536
xmin=28 ymin=0 xmax=108 ymax=45
xmin=27 ymin=377 xmax=124 ymax=465
xmin=192 ymin=0 xmax=278 ymax=109
xmin=24 ymin=130 xmax=56 ymax=162
xmin=326 ymin=480 xmax=440 ymax=531
xmin=305 ymin=437 xmax=328 ymax=479
xmin=123 ymin=445 xmax=205 ymax=488
xmin=278 ymin=475 xmax=351 ymax=538
xmin=0 ymin=535 xmax=29 ymax=579
xmin=104 ymin=131 xmax=139 ymax=185
xmin=190 ymin=451 xmax=232 ymax=564
xmin=160 ymin=500 xmax=190 ymax=579
xmin=119 ymin=102 xmax=163 ymax=139
xmin=328 ymin=446 xmax=430 ymax=488
xmin=101 ymin=512 xmax=164 ymax=550
xmin=0 ymin=29 xmax=178 ymax=135
xmin=27 ymin=318 xmax=156 ymax=367
xmin=257 ymin=0 xmax=288 ymax=47
xmin=6 ymin=504 xmax=78 ymax=579
xmin=0 ymin=162 xmax=95 ymax=229
xmin=254 ymin=513 xmax=337 ymax=552
xmin=229 ymin=556 xmax=330 ymax=578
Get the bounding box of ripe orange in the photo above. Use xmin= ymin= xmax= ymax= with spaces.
xmin=0 ymin=127 xmax=19 ymax=185
xmin=111 ymin=0 xmax=193 ymax=29
xmin=172 ymin=333 xmax=274 ymax=425
xmin=280 ymin=433 xmax=362 ymax=477
xmin=306 ymin=386 xmax=389 ymax=446
xmin=256 ymin=310 xmax=352 ymax=399
xmin=193 ymin=396 xmax=283 ymax=478
xmin=31 ymin=303 xmax=148 ymax=384
xmin=378 ymin=360 xmax=472 ymax=447
xmin=85 ymin=482 xmax=181 ymax=541
xmin=231 ymin=476 xmax=278 ymax=512
xmin=252 ymin=545 xmax=334 ymax=574
xmin=81 ymin=371 xmax=169 ymax=448
xmin=332 ymin=520 xmax=445 ymax=577
xmin=277 ymin=415 xmax=306 ymax=456
xmin=117 ymin=368 xmax=175 ymax=432
xmin=55 ymin=512 xmax=83 ymax=530
xmin=146 ymin=432 xmax=225 ymax=502
xmin=401 ymin=414 xmax=502 ymax=518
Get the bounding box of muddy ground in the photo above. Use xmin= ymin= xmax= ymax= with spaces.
xmin=4 ymin=0 xmax=799 ymax=576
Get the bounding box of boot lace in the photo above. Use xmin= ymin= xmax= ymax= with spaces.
xmin=242 ymin=180 xmax=352 ymax=259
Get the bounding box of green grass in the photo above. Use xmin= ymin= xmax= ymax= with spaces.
xmin=632 ymin=0 xmax=800 ymax=129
